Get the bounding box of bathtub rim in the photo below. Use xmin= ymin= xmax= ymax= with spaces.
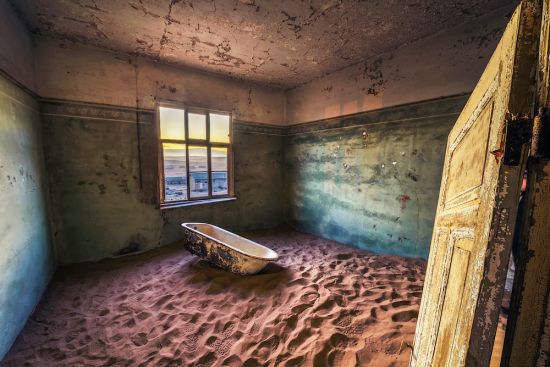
xmin=181 ymin=222 xmax=279 ymax=261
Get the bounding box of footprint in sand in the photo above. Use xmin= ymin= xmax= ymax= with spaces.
xmin=130 ymin=332 xmax=148 ymax=346
xmin=391 ymin=309 xmax=419 ymax=322
xmin=287 ymin=329 xmax=314 ymax=352
xmin=314 ymin=298 xmax=336 ymax=315
xmin=370 ymin=307 xmax=379 ymax=319
xmin=194 ymin=351 xmax=216 ymax=366
xmin=136 ymin=311 xmax=151 ymax=320
xmin=153 ymin=294 xmax=174 ymax=307
xmin=136 ymin=284 xmax=152 ymax=293
xmin=221 ymin=354 xmax=242 ymax=366
xmin=300 ymin=291 xmax=319 ymax=303
xmin=336 ymin=253 xmax=353 ymax=260
xmin=407 ymin=291 xmax=424 ymax=298
xmin=292 ymin=300 xmax=314 ymax=313
xmin=310 ymin=316 xmax=324 ymax=328
xmin=284 ymin=354 xmax=306 ymax=366
xmin=391 ymin=300 xmax=412 ymax=308
xmin=243 ymin=358 xmax=262 ymax=367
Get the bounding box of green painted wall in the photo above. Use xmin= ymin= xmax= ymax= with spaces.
xmin=41 ymin=95 xmax=466 ymax=264
xmin=41 ymin=100 xmax=284 ymax=264
xmin=0 ymin=76 xmax=54 ymax=359
xmin=284 ymin=95 xmax=468 ymax=259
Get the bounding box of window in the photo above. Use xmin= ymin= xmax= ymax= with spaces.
xmin=157 ymin=104 xmax=233 ymax=206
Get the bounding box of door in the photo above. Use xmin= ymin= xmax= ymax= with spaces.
xmin=410 ymin=1 xmax=542 ymax=366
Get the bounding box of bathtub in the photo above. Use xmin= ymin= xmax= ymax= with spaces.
xmin=181 ymin=223 xmax=279 ymax=275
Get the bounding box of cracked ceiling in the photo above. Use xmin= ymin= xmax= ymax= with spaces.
xmin=10 ymin=0 xmax=516 ymax=89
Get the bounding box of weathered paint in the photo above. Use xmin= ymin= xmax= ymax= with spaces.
xmin=504 ymin=0 xmax=550 ymax=363
xmin=0 ymin=74 xmax=54 ymax=359
xmin=0 ymin=2 xmax=54 ymax=360
xmin=41 ymin=100 xmax=284 ymax=264
xmin=286 ymin=4 xmax=515 ymax=124
xmin=181 ymin=223 xmax=278 ymax=275
xmin=34 ymin=37 xmax=285 ymax=125
xmin=501 ymin=161 xmax=550 ymax=367
xmin=412 ymin=2 xmax=540 ymax=365
xmin=284 ymin=95 xmax=467 ymax=259
xmin=11 ymin=0 xmax=516 ymax=89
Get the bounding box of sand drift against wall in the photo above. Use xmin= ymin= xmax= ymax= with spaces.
xmin=2 ymin=230 xmax=425 ymax=367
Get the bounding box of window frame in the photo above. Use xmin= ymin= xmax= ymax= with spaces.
xmin=155 ymin=101 xmax=234 ymax=207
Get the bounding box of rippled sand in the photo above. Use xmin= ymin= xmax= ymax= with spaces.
xmin=2 ymin=229 xmax=425 ymax=367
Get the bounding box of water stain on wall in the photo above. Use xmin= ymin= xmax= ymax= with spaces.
xmin=284 ymin=96 xmax=467 ymax=258
xmin=41 ymin=101 xmax=284 ymax=264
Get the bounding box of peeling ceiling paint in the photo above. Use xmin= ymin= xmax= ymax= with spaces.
xmin=10 ymin=0 xmax=517 ymax=89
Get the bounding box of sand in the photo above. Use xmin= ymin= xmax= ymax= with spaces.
xmin=2 ymin=229 xmax=426 ymax=367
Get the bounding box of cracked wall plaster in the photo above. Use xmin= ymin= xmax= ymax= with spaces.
xmin=10 ymin=0 xmax=518 ymax=89
xmin=286 ymin=4 xmax=515 ymax=124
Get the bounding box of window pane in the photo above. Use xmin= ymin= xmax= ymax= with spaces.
xmin=210 ymin=113 xmax=230 ymax=143
xmin=211 ymin=147 xmax=228 ymax=196
xmin=188 ymin=113 xmax=207 ymax=140
xmin=159 ymin=107 xmax=185 ymax=140
xmin=188 ymin=146 xmax=208 ymax=198
xmin=163 ymin=143 xmax=187 ymax=202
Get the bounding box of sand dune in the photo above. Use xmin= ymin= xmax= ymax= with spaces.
xmin=2 ymin=229 xmax=425 ymax=367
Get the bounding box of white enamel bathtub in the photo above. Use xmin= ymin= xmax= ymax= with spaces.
xmin=181 ymin=223 xmax=279 ymax=275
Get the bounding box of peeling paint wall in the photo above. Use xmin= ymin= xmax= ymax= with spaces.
xmin=41 ymin=100 xmax=283 ymax=264
xmin=10 ymin=0 xmax=518 ymax=89
xmin=286 ymin=6 xmax=514 ymax=124
xmin=0 ymin=76 xmax=54 ymax=358
xmin=34 ymin=37 xmax=285 ymax=125
xmin=0 ymin=2 xmax=54 ymax=360
xmin=32 ymin=35 xmax=287 ymax=264
xmin=284 ymin=95 xmax=467 ymax=258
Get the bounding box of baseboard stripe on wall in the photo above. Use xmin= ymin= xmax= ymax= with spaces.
xmin=286 ymin=112 xmax=462 ymax=136
xmin=285 ymin=94 xmax=470 ymax=135
xmin=38 ymin=94 xmax=470 ymax=136
xmin=38 ymin=98 xmax=287 ymax=135
xmin=233 ymin=121 xmax=286 ymax=136
xmin=39 ymin=99 xmax=154 ymax=125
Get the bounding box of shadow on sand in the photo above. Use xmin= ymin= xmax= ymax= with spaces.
xmin=183 ymin=259 xmax=292 ymax=296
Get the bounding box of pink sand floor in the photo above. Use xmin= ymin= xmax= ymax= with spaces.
xmin=2 ymin=229 xmax=426 ymax=367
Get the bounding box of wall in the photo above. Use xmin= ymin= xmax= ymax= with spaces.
xmin=34 ymin=37 xmax=285 ymax=125
xmin=29 ymin=36 xmax=286 ymax=264
xmin=284 ymin=95 xmax=468 ymax=258
xmin=0 ymin=1 xmax=55 ymax=360
xmin=0 ymin=76 xmax=54 ymax=358
xmin=41 ymin=100 xmax=284 ymax=264
xmin=286 ymin=5 xmax=514 ymax=124
xmin=10 ymin=3 xmax=512 ymax=268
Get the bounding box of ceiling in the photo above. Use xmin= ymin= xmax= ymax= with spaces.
xmin=11 ymin=0 xmax=516 ymax=89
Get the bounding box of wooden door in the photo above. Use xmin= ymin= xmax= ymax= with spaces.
xmin=410 ymin=1 xmax=542 ymax=366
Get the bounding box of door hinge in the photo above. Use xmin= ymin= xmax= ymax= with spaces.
xmin=531 ymin=107 xmax=550 ymax=159
xmin=503 ymin=115 xmax=533 ymax=166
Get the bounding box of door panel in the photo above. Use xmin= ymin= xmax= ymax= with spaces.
xmin=432 ymin=245 xmax=471 ymax=367
xmin=443 ymin=100 xmax=493 ymax=209
xmin=410 ymin=1 xmax=541 ymax=366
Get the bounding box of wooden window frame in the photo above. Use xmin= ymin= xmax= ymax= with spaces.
xmin=156 ymin=101 xmax=234 ymax=208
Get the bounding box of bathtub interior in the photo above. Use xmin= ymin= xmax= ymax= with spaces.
xmin=183 ymin=223 xmax=278 ymax=260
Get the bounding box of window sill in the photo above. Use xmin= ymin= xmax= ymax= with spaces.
xmin=160 ymin=196 xmax=237 ymax=210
